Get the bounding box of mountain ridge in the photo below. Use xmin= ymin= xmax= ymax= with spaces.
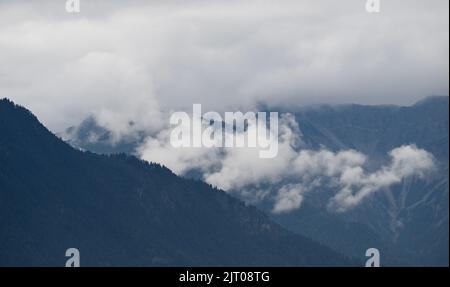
xmin=0 ymin=98 xmax=354 ymax=266
xmin=57 ymin=96 xmax=449 ymax=266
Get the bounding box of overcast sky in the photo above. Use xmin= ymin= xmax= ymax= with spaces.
xmin=0 ymin=0 xmax=448 ymax=131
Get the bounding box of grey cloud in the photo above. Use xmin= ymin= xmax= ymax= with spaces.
xmin=0 ymin=0 xmax=442 ymax=212
xmin=0 ymin=0 xmax=448 ymax=132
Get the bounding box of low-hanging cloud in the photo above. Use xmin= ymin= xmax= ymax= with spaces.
xmin=326 ymin=145 xmax=436 ymax=212
xmin=137 ymin=113 xmax=435 ymax=213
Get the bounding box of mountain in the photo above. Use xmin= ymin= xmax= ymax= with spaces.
xmin=59 ymin=116 xmax=144 ymax=155
xmin=63 ymin=96 xmax=449 ymax=266
xmin=270 ymin=96 xmax=448 ymax=266
xmin=0 ymin=98 xmax=353 ymax=267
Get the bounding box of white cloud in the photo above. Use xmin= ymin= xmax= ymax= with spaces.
xmin=273 ymin=184 xmax=306 ymax=214
xmin=136 ymin=110 xmax=436 ymax=213
xmin=137 ymin=115 xmax=222 ymax=174
xmin=204 ymin=114 xmax=300 ymax=190
xmin=327 ymin=145 xmax=436 ymax=212
xmin=273 ymin=144 xmax=435 ymax=213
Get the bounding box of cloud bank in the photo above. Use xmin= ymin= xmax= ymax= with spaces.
xmin=0 ymin=0 xmax=448 ymax=132
xmin=138 ymin=113 xmax=435 ymax=213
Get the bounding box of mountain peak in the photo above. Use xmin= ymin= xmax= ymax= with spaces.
xmin=1 ymin=97 xmax=31 ymax=113
xmin=0 ymin=98 xmax=41 ymax=126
